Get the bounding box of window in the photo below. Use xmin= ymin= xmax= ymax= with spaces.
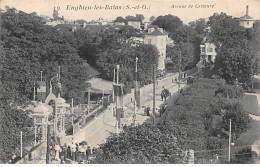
xmin=247 ymin=22 xmax=249 ymax=25
xmin=201 ymin=47 xmax=205 ymax=52
xmin=160 ymin=39 xmax=164 ymax=46
xmin=36 ymin=117 xmax=42 ymax=124
xmin=207 ymin=47 xmax=213 ymax=52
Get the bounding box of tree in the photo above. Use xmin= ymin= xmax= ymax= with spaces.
xmin=0 ymin=101 xmax=33 ymax=163
xmin=95 ymin=43 xmax=159 ymax=93
xmin=167 ymin=42 xmax=196 ymax=71
xmin=136 ymin=14 xmax=144 ymax=22
xmin=209 ymin=13 xmax=259 ymax=84
xmin=189 ymin=18 xmax=208 ymax=35
xmin=114 ymin=16 xmax=126 ymax=23
xmin=149 ymin=16 xmax=156 ymax=23
xmin=152 ymin=14 xmax=182 ymax=40
xmin=221 ymin=102 xmax=249 ymax=137
xmin=92 ymin=123 xmax=185 ymax=164
xmin=1 ymin=7 xmax=92 ymax=104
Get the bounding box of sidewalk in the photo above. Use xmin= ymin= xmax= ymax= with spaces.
xmin=86 ymin=80 xmax=186 ymax=148
xmin=246 ymin=90 xmax=260 ymax=162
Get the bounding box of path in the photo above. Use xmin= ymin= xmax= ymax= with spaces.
xmin=82 ymin=77 xmax=186 ymax=148
xmin=246 ymin=90 xmax=260 ymax=162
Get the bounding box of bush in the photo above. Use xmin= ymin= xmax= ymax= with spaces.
xmin=91 ymin=123 xmax=185 ymax=164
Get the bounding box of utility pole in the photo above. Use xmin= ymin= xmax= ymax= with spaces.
xmin=34 ymin=125 xmax=37 ymax=145
xmin=46 ymin=125 xmax=50 ymax=164
xmin=153 ymin=64 xmax=156 ymax=125
xmin=40 ymin=71 xmax=43 ymax=82
xmin=135 ymin=57 xmax=140 ymax=109
xmin=20 ymin=131 xmax=23 ymax=158
xmin=113 ymin=68 xmax=115 ymax=102
xmin=115 ymin=65 xmax=123 ymax=129
xmin=133 ymin=100 xmax=137 ymax=126
xmin=71 ymin=98 xmax=74 ymax=126
xmin=228 ymin=119 xmax=231 ymax=162
xmin=102 ymin=85 xmax=104 ymax=106
xmin=178 ymin=51 xmax=181 ymax=93
xmin=117 ymin=65 xmax=119 ymax=84
xmin=87 ymin=88 xmax=90 ymax=115
xmin=33 ymin=81 xmax=36 ymax=101
xmin=58 ymin=66 xmax=60 ymax=82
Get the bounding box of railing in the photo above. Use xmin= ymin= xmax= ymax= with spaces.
xmin=65 ymin=94 xmax=112 ymax=135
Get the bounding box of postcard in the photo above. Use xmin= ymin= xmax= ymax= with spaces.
xmin=0 ymin=0 xmax=259 ymax=165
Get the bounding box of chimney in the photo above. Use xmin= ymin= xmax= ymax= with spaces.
xmin=246 ymin=5 xmax=249 ymax=16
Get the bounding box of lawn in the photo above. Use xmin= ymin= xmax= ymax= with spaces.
xmin=231 ymin=94 xmax=260 ymax=116
xmin=233 ymin=93 xmax=260 ymax=149
xmin=235 ymin=120 xmax=260 ymax=147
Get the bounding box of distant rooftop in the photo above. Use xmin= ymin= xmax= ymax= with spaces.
xmin=146 ymin=26 xmax=167 ymax=36
xmin=239 ymin=5 xmax=254 ymax=20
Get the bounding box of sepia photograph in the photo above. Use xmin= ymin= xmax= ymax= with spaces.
xmin=0 ymin=0 xmax=259 ymax=164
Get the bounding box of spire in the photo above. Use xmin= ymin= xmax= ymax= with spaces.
xmin=246 ymin=5 xmax=249 ymax=16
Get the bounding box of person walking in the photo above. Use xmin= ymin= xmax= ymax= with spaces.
xmin=75 ymin=143 xmax=79 ymax=162
xmin=71 ymin=143 xmax=76 ymax=161
xmin=78 ymin=144 xmax=85 ymax=163
xmin=86 ymin=146 xmax=91 ymax=160
xmin=146 ymin=107 xmax=150 ymax=116
xmin=54 ymin=144 xmax=61 ymax=161
xmin=63 ymin=143 xmax=67 ymax=161
xmin=67 ymin=145 xmax=71 ymax=159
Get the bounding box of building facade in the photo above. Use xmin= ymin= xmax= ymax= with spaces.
xmin=128 ymin=21 xmax=141 ymax=29
xmin=144 ymin=26 xmax=168 ymax=71
xmin=196 ymin=38 xmax=217 ymax=69
xmin=239 ymin=5 xmax=255 ymax=28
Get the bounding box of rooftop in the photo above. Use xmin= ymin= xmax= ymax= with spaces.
xmin=147 ymin=26 xmax=167 ymax=36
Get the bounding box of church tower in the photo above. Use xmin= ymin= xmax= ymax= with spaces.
xmin=53 ymin=7 xmax=59 ymax=21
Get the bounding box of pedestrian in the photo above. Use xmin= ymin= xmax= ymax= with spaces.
xmin=67 ymin=145 xmax=71 ymax=159
xmin=86 ymin=146 xmax=91 ymax=160
xmin=144 ymin=107 xmax=147 ymax=116
xmin=78 ymin=144 xmax=85 ymax=163
xmin=75 ymin=143 xmax=79 ymax=162
xmin=49 ymin=140 xmax=54 ymax=160
xmin=180 ymin=88 xmax=183 ymax=94
xmin=175 ymin=78 xmax=177 ymax=83
xmin=63 ymin=143 xmax=67 ymax=161
xmin=161 ymin=90 xmax=164 ymax=101
xmin=60 ymin=145 xmax=63 ymax=160
xmin=146 ymin=107 xmax=150 ymax=116
xmin=54 ymin=144 xmax=61 ymax=161
xmin=71 ymin=142 xmax=76 ymax=161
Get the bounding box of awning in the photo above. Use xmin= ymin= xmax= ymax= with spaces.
xmin=86 ymin=78 xmax=114 ymax=94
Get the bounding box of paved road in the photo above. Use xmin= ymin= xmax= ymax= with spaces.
xmin=86 ymin=79 xmax=186 ymax=148
xmin=245 ymin=75 xmax=260 ymax=163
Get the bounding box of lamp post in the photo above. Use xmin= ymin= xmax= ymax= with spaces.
xmin=178 ymin=50 xmax=182 ymax=93
xmin=135 ymin=57 xmax=140 ymax=109
xmin=49 ymin=74 xmax=58 ymax=142
xmin=228 ymin=119 xmax=231 ymax=162
xmin=20 ymin=131 xmax=23 ymax=158
xmin=49 ymin=74 xmax=59 ymax=93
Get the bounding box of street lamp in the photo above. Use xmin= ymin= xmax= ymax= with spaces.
xmin=49 ymin=74 xmax=59 ymax=93
xmin=49 ymin=74 xmax=58 ymax=143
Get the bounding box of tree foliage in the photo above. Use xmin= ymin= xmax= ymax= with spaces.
xmin=1 ymin=7 xmax=92 ymax=104
xmin=92 ymin=123 xmax=185 ymax=164
xmin=0 ymin=7 xmax=94 ymax=162
xmin=209 ymin=13 xmax=259 ymax=84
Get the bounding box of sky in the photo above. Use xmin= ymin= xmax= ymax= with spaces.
xmin=0 ymin=0 xmax=259 ymax=24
